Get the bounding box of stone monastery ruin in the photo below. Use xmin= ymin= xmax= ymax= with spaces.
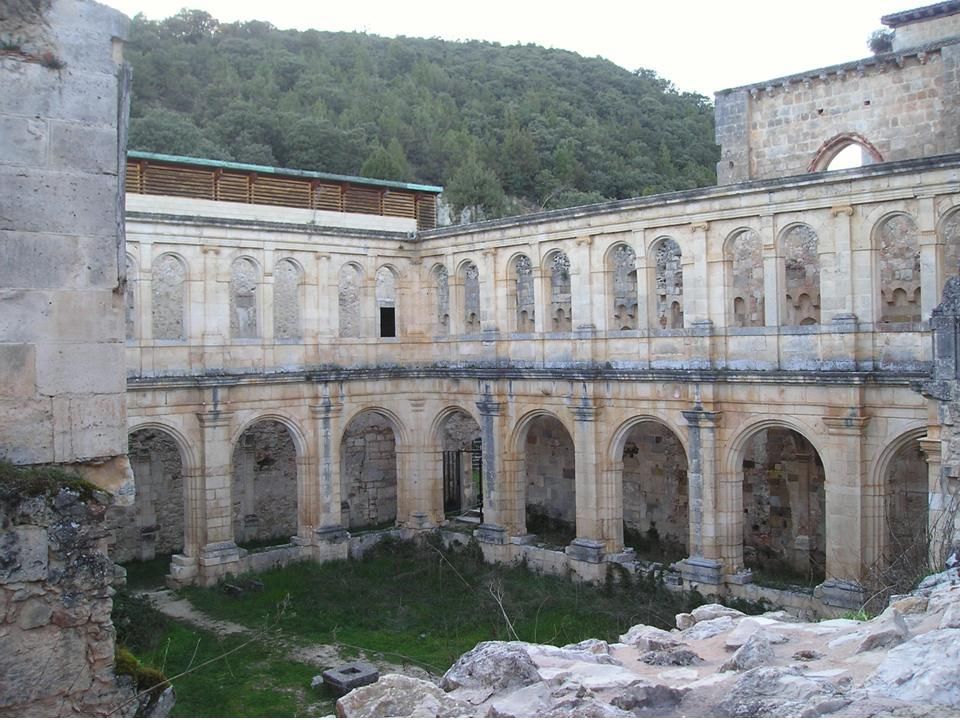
xmin=6 ymin=0 xmax=960 ymax=621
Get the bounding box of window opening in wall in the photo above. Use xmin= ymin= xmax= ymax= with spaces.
xmin=826 ymin=143 xmax=866 ymax=171
xmin=379 ymin=307 xmax=396 ymax=338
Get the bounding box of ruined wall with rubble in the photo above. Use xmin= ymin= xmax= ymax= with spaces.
xmin=341 ymin=413 xmax=398 ymax=529
xmin=0 ymin=0 xmax=131 ymax=494
xmin=232 ymin=421 xmax=298 ymax=544
xmin=0 ymin=483 xmax=138 ymax=716
xmin=715 ymin=21 xmax=960 ymax=184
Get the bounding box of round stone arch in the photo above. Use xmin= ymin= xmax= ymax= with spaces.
xmin=869 ymin=425 xmax=930 ymax=591
xmin=126 ymin=422 xmax=197 ymax=562
xmin=808 ymin=132 xmax=883 ymax=173
xmin=339 ymin=405 xmax=408 ymax=530
xmin=150 ymin=251 xmax=191 ymax=341
xmin=375 ymin=264 xmax=401 ymax=338
xmin=607 ymin=414 xmax=691 ymax=560
xmin=430 ymin=405 xmax=484 ymax=516
xmin=509 ymin=408 xmax=578 ymax=544
xmin=725 ymin=416 xmax=830 ymax=584
xmin=230 ymin=412 xmax=307 ymax=547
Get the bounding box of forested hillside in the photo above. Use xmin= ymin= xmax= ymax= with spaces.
xmin=126 ymin=9 xmax=719 ymax=220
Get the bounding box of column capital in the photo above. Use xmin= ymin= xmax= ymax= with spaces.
xmin=682 ymin=409 xmax=722 ymax=427
xmin=476 ymin=399 xmax=503 ymax=417
xmin=822 ymin=415 xmax=870 ymax=434
xmin=572 ymin=405 xmax=599 ymax=422
xmin=920 ymin=437 xmax=942 ymax=464
xmin=309 ymin=402 xmax=342 ymax=419
xmin=197 ymin=410 xmax=233 ymax=428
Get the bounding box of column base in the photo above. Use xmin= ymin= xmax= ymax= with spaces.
xmin=815 ymin=578 xmax=867 ymax=609
xmin=565 ymin=537 xmax=606 ymax=564
xmin=679 ymin=555 xmax=724 ymax=585
xmin=315 ymin=525 xmax=350 ymax=544
xmin=409 ymin=512 xmax=437 ymax=530
xmin=475 ymin=523 xmax=507 ymax=545
xmin=830 ymin=313 xmax=858 ymax=331
xmin=165 ymin=554 xmax=198 ymax=588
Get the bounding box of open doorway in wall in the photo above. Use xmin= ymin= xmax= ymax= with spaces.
xmin=232 ymin=420 xmax=299 ymax=550
xmin=439 ymin=411 xmax=482 ymax=521
xmin=620 ymin=421 xmax=688 ymax=563
xmin=741 ymin=427 xmax=826 ymax=587
xmin=341 ymin=411 xmax=398 ymax=531
xmin=524 ymin=415 xmax=576 ymax=547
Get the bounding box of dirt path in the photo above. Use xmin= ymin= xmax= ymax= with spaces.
xmin=144 ymin=589 xmax=437 ymax=681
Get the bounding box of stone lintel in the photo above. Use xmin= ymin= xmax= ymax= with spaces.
xmin=680 ymin=555 xmax=724 ymax=585
xmin=815 ymin=578 xmax=867 ymax=609
xmin=565 ymin=537 xmax=606 ymax=563
xmin=475 ymin=523 xmax=508 ymax=545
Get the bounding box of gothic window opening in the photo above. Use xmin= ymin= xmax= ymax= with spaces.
xmin=230 ymin=257 xmax=259 ymax=339
xmin=782 ymin=224 xmax=820 ymax=326
xmin=653 ymin=238 xmax=683 ymax=329
xmin=610 ymin=244 xmax=638 ymax=330
xmin=152 ymin=253 xmax=187 ymax=341
xmin=548 ymin=251 xmax=572 ymax=332
xmin=274 ymin=258 xmax=302 ymax=340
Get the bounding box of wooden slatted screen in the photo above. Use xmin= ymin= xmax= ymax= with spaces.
xmin=343 ymin=186 xmax=382 ymax=215
xmin=125 ymin=157 xmax=438 ymax=228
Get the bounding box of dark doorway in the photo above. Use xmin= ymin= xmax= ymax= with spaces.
xmin=379 ymin=307 xmax=396 ymax=337
xmin=443 ymin=450 xmax=461 ymax=513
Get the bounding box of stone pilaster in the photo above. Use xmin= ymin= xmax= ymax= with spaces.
xmin=476 ymin=387 xmax=508 ymax=542
xmin=195 ymin=409 xmax=242 ymax=582
xmin=566 ymin=393 xmax=615 ymax=555
xmin=828 ymin=205 xmax=857 ymax=322
xmin=680 ymin=402 xmax=726 ymax=586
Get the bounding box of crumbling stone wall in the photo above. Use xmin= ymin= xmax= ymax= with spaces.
xmin=715 ymin=19 xmax=960 ymax=184
xmin=610 ymin=244 xmax=638 ymax=330
xmin=513 ymin=255 xmax=535 ymax=332
xmin=341 ymin=412 xmax=397 ymax=529
xmin=524 ymin=416 xmax=575 ymax=527
xmin=621 ymin=422 xmax=688 ymax=550
xmin=433 ymin=265 xmax=449 ymax=336
xmin=338 ymin=263 xmax=362 ymax=338
xmin=0 ymin=0 xmax=131 ymax=493
xmin=742 ymin=428 xmax=826 ymax=575
xmin=0 ymin=484 xmax=137 ymax=717
xmin=464 ymin=263 xmax=480 ymax=332
xmin=229 ymin=257 xmax=259 ymax=339
xmin=232 ymin=421 xmax=297 ymax=544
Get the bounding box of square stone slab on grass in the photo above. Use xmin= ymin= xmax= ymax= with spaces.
xmin=322 ymin=662 xmax=380 ymax=696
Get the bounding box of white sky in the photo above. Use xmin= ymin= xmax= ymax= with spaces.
xmin=100 ymin=0 xmax=909 ymax=97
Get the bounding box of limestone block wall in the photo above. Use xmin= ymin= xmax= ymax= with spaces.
xmin=715 ymin=41 xmax=960 ymax=183
xmin=340 ymin=412 xmax=398 ymax=529
xmin=232 ymin=420 xmax=298 ymax=544
xmin=0 ymin=485 xmax=136 ymax=717
xmin=0 ymin=0 xmax=131 ymax=494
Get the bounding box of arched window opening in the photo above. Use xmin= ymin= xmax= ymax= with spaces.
xmin=341 ymin=411 xmax=398 ymax=530
xmin=463 ymin=262 xmax=481 ymax=333
xmin=512 ymin=255 xmax=535 ymax=333
xmin=878 ymin=214 xmax=921 ymax=324
xmin=879 ymin=439 xmax=928 ymax=599
xmin=230 ymin=258 xmax=259 ymax=339
xmin=727 ymin=229 xmax=764 ymax=327
xmin=152 ymin=254 xmax=187 ymax=341
xmin=338 ymin=264 xmax=362 ymax=338
xmin=610 ymin=244 xmax=638 ymax=330
xmin=654 ymin=238 xmax=683 ymax=329
xmin=274 ymin=259 xmax=302 ymax=340
xmin=811 ymin=134 xmax=883 ymax=173
xmin=233 ymin=420 xmax=298 ymax=548
xmin=548 ymin=252 xmax=572 ymax=332
xmin=782 ymin=224 xmax=820 ymax=326
xmin=621 ymin=421 xmax=688 ymax=562
xmin=123 ymin=428 xmax=185 ymax=563
xmin=439 ymin=411 xmax=482 ymax=516
xmin=434 ymin=265 xmax=449 ymax=337
xmin=376 ymin=266 xmax=397 ymax=338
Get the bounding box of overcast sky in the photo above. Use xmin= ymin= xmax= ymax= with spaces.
xmin=100 ymin=0 xmax=910 ymax=97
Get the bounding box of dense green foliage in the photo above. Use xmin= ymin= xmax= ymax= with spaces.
xmin=126 ymin=9 xmax=718 ymax=219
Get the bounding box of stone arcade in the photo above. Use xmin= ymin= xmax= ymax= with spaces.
xmin=115 ymin=3 xmax=960 ymax=610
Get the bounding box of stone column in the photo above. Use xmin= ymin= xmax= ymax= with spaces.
xmin=634 ymin=230 xmax=651 ymax=329
xmin=309 ymin=386 xmax=348 ymax=550
xmin=262 ymin=250 xmax=275 ymax=343
xmin=571 ymin=236 xmax=595 ymax=330
xmin=532 ymin=265 xmax=547 ymax=334
xmin=450 ymin=269 xmax=465 ymax=336
xmin=917 ymin=195 xmax=939 ymax=320
xmin=200 ymin=246 xmax=225 ymax=368
xmin=194 ymin=409 xmax=242 ymax=584
xmin=817 ymin=415 xmax=870 ymax=609
xmin=761 ymin=215 xmax=780 ymax=327
xmin=919 ymin=435 xmax=954 ymax=568
xmin=480 ymin=248 xmax=498 ymax=334
xmin=475 ymin=388 xmax=509 ymax=544
xmin=399 ymin=397 xmax=437 ymax=529
xmin=680 ymin=403 xmax=727 ymax=586
xmin=687 ymin=222 xmax=710 ymax=323
xmin=565 ymin=396 xmax=609 ymax=563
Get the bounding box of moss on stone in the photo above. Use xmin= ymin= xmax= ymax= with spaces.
xmin=0 ymin=460 xmax=103 ymax=503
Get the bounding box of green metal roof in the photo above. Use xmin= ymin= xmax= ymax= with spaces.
xmin=127 ymin=150 xmax=444 ymax=194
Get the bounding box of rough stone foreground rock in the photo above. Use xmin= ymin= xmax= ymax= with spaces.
xmin=336 ymin=674 xmax=472 ymax=718
xmin=337 ymin=584 xmax=960 ymax=718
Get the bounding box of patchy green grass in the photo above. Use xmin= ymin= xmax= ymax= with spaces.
xmin=0 ymin=459 xmax=102 ymax=503
xmin=123 ymin=555 xmax=173 ymax=590
xmin=182 ymin=535 xmax=702 ymax=673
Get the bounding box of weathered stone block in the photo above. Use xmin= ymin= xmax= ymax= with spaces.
xmin=0 ymin=526 xmax=48 ymax=583
xmin=0 ymin=116 xmax=48 ymax=167
xmin=322 ymin=661 xmax=379 ymax=696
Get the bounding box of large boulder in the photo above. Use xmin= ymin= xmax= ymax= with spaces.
xmin=716 ymin=666 xmax=847 ymax=717
xmin=865 ymin=629 xmax=960 ymax=709
xmin=336 ymin=674 xmax=471 ymax=718
xmin=718 ymin=633 xmax=774 ymax=672
xmin=440 ymin=641 xmax=541 ymax=705
xmin=690 ymin=603 xmax=746 ymax=624
xmin=610 ymin=680 xmax=686 ymax=716
xmin=619 ymin=624 xmax=682 ymax=651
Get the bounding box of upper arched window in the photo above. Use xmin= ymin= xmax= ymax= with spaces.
xmin=433 ymin=265 xmax=450 ymax=337
xmin=652 ymin=238 xmax=683 ymax=329
xmin=338 ymin=263 xmax=363 ymax=338
xmin=274 ymin=258 xmax=302 ymax=340
xmin=546 ymin=251 xmax=572 ymax=332
xmin=376 ymin=266 xmax=398 ymax=338
xmin=608 ymin=244 xmax=638 ymax=330
xmin=230 ymin=258 xmax=260 ymax=339
xmin=152 ymin=253 xmax=187 ymax=341
xmin=725 ymin=229 xmax=764 ymax=328
xmin=463 ymin=262 xmax=481 ymax=333
xmin=511 ymin=254 xmax=535 ymax=333
xmin=810 ymin=133 xmax=883 ymax=173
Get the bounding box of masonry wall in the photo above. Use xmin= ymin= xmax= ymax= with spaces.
xmin=716 ymin=41 xmax=960 ymax=183
xmin=0 ymin=0 xmax=131 ymax=495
